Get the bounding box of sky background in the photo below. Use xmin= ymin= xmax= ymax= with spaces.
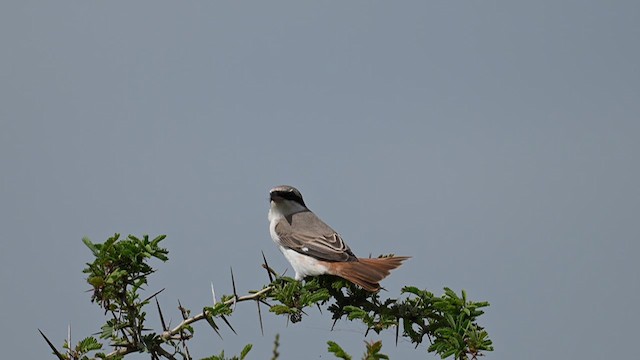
xmin=1 ymin=1 xmax=639 ymax=359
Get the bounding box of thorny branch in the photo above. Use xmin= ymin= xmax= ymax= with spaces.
xmin=41 ymin=234 xmax=493 ymax=360
xmin=104 ymin=276 xmax=275 ymax=358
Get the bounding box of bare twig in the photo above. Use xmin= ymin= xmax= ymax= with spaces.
xmin=155 ymin=345 xmax=178 ymax=360
xmin=104 ymin=265 xmax=275 ymax=358
xmin=178 ymin=300 xmax=189 ymax=320
xmin=104 ymin=286 xmax=278 ymax=358
xmin=104 ymin=344 xmax=139 ymax=358
xmin=160 ymin=286 xmax=274 ymax=342
xmin=183 ymin=342 xmax=192 ymax=360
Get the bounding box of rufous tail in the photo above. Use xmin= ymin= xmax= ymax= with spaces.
xmin=327 ymin=256 xmax=410 ymax=292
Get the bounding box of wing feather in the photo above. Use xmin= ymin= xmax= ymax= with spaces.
xmin=274 ymin=211 xmax=356 ymax=262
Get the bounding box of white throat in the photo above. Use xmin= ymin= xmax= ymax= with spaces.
xmin=268 ymin=199 xmax=307 ymax=222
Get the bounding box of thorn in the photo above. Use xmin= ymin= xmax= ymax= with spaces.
xmin=365 ymin=327 xmax=370 ymax=337
xmin=220 ymin=315 xmax=237 ymax=335
xmin=316 ymin=303 xmax=323 ymax=315
xmin=38 ymin=329 xmax=66 ymax=360
xmin=230 ymin=267 xmax=238 ymax=311
xmin=156 ymin=298 xmax=168 ymax=331
xmin=231 ymin=267 xmax=237 ymax=296
xmin=256 ymin=300 xmax=264 ymax=336
xmin=331 ymin=318 xmax=339 ymax=331
xmin=211 ymin=282 xmax=217 ymax=304
xmin=142 ymin=288 xmax=166 ymax=303
xmin=395 ymin=317 xmax=400 ymax=346
xmin=229 ymin=267 xmax=238 ymax=297
xmin=204 ymin=312 xmax=223 ymax=340
xmin=262 ymin=251 xmax=274 ymax=282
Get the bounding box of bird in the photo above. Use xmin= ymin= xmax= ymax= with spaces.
xmin=268 ymin=185 xmax=409 ymax=292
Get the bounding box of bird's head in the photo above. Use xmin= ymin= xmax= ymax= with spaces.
xmin=270 ymin=185 xmax=307 ymax=209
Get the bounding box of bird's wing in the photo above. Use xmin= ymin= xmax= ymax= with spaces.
xmin=274 ymin=211 xmax=356 ymax=262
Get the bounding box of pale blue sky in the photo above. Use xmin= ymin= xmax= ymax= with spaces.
xmin=1 ymin=1 xmax=639 ymax=359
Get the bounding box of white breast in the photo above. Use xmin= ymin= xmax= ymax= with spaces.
xmin=279 ymin=246 xmax=328 ymax=280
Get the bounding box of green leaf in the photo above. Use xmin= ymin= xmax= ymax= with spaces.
xmin=82 ymin=237 xmax=100 ymax=256
xmin=443 ymin=287 xmax=458 ymax=300
xmin=77 ymin=336 xmax=102 ymax=352
xmin=440 ymin=348 xmax=456 ymax=358
xmin=240 ymin=344 xmax=253 ymax=359
xmin=327 ymin=341 xmax=352 ymax=360
xmin=401 ymin=286 xmax=422 ymax=295
xmin=151 ymin=234 xmax=166 ymax=245
xmin=269 ymin=304 xmax=295 ymax=315
xmin=343 ymin=306 xmax=367 ymax=320
xmin=364 ymin=340 xmax=389 ymax=360
xmin=87 ymin=276 xmax=104 ymax=287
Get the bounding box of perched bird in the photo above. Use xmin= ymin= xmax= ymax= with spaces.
xmin=268 ymin=185 xmax=409 ymax=292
